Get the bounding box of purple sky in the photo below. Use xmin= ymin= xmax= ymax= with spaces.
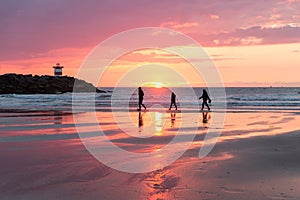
xmin=1 ymin=0 xmax=299 ymax=60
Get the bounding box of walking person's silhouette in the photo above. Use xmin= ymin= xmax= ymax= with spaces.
xmin=169 ymin=92 xmax=177 ymax=110
xmin=137 ymin=87 xmax=146 ymax=111
xmin=199 ymin=89 xmax=211 ymax=111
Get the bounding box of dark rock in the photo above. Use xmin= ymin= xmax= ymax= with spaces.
xmin=0 ymin=73 xmax=106 ymax=94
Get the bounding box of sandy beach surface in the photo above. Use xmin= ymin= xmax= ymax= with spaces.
xmin=1 ymin=109 xmax=300 ymax=200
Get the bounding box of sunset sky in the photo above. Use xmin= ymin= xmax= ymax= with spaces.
xmin=0 ymin=0 xmax=299 ymax=87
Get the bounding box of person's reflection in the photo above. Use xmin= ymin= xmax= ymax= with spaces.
xmin=202 ymin=111 xmax=211 ymax=124
xmin=138 ymin=111 xmax=144 ymax=127
xmin=171 ymin=112 xmax=176 ymax=127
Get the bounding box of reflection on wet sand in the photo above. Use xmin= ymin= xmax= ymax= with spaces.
xmin=170 ymin=112 xmax=176 ymax=127
xmin=154 ymin=112 xmax=164 ymax=136
xmin=202 ymin=111 xmax=210 ymax=124
xmin=138 ymin=111 xmax=144 ymax=128
xmin=1 ymin=110 xmax=300 ymax=199
xmin=0 ymin=111 xmax=75 ymax=138
xmin=134 ymin=111 xmax=168 ymax=136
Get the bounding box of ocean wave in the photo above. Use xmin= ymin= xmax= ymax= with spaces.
xmin=0 ymin=87 xmax=299 ymax=111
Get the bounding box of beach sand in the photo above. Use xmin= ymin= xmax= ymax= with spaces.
xmin=0 ymin=109 xmax=300 ymax=200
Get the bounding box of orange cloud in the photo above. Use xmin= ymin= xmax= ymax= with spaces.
xmin=210 ymin=14 xmax=220 ymax=20
xmin=160 ymin=21 xmax=198 ymax=30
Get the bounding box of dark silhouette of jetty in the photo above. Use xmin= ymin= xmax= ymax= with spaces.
xmin=0 ymin=73 xmax=106 ymax=94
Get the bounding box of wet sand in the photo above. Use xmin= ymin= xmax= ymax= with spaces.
xmin=0 ymin=109 xmax=300 ymax=199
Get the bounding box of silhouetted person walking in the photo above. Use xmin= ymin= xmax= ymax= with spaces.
xmin=138 ymin=87 xmax=146 ymax=111
xmin=169 ymin=92 xmax=177 ymax=110
xmin=199 ymin=89 xmax=211 ymax=111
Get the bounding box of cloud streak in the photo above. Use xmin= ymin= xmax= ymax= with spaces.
xmin=197 ymin=25 xmax=300 ymax=46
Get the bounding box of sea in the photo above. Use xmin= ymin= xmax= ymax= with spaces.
xmin=0 ymin=87 xmax=299 ymax=112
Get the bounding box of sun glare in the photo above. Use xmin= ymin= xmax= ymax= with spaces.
xmin=154 ymin=82 xmax=163 ymax=88
xmin=143 ymin=82 xmax=165 ymax=88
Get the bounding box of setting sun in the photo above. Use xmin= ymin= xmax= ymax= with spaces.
xmin=143 ymin=82 xmax=165 ymax=88
xmin=154 ymin=82 xmax=163 ymax=88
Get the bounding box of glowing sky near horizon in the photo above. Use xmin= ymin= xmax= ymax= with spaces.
xmin=0 ymin=0 xmax=299 ymax=86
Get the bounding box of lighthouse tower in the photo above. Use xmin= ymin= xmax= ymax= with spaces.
xmin=53 ymin=63 xmax=64 ymax=76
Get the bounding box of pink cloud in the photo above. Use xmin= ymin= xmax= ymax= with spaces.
xmin=210 ymin=15 xmax=220 ymax=20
